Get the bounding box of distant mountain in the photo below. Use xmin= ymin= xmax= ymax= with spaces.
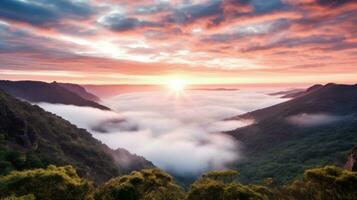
xmin=0 ymin=90 xmax=153 ymax=183
xmin=53 ymin=82 xmax=100 ymax=102
xmin=0 ymin=80 xmax=109 ymax=110
xmin=228 ymin=83 xmax=357 ymax=183
xmin=269 ymin=84 xmax=323 ymax=98
xmin=190 ymin=88 xmax=239 ymax=91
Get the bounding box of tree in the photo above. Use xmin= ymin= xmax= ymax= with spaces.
xmin=95 ymin=168 xmax=185 ymax=200
xmin=2 ymin=194 xmax=35 ymax=200
xmin=0 ymin=165 xmax=93 ymax=200
xmin=186 ymin=170 xmax=272 ymax=200
xmin=276 ymin=166 xmax=357 ymax=200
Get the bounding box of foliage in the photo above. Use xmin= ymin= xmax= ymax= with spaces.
xmin=275 ymin=165 xmax=357 ymax=200
xmin=230 ymin=84 xmax=357 ymax=183
xmin=234 ymin=114 xmax=357 ymax=183
xmin=186 ymin=170 xmax=273 ymax=200
xmin=0 ymin=90 xmax=151 ymax=183
xmin=1 ymin=165 xmax=356 ymax=200
xmin=2 ymin=194 xmax=35 ymax=200
xmin=95 ymin=168 xmax=185 ymax=200
xmin=0 ymin=165 xmax=93 ymax=200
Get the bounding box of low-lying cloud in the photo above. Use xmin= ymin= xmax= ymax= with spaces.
xmin=38 ymin=90 xmax=285 ymax=176
xmin=287 ymin=113 xmax=345 ymax=127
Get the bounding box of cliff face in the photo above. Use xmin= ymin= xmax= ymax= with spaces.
xmin=345 ymin=146 xmax=357 ymax=171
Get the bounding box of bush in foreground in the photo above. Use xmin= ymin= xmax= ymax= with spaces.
xmin=0 ymin=165 xmax=93 ymax=200
xmin=1 ymin=165 xmax=356 ymax=200
xmin=95 ymin=168 xmax=185 ymax=200
xmin=186 ymin=170 xmax=273 ymax=200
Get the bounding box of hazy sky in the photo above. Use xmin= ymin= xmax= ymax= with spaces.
xmin=0 ymin=0 xmax=356 ymax=84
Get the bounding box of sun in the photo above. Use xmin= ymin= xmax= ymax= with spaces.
xmin=168 ymin=79 xmax=186 ymax=93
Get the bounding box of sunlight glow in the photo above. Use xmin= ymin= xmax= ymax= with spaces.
xmin=168 ymin=79 xmax=186 ymax=93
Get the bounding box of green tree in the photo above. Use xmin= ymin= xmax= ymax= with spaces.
xmin=186 ymin=170 xmax=272 ymax=200
xmin=2 ymin=194 xmax=35 ymax=200
xmin=276 ymin=165 xmax=357 ymax=200
xmin=95 ymin=168 xmax=185 ymax=200
xmin=0 ymin=165 xmax=93 ymax=200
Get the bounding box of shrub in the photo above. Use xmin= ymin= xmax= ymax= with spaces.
xmin=95 ymin=168 xmax=185 ymax=200
xmin=0 ymin=165 xmax=93 ymax=200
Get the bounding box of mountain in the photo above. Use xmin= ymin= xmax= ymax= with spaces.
xmin=228 ymin=83 xmax=357 ymax=183
xmin=53 ymin=82 xmax=100 ymax=102
xmin=269 ymin=84 xmax=323 ymax=99
xmin=0 ymin=90 xmax=153 ymax=183
xmin=0 ymin=80 xmax=109 ymax=110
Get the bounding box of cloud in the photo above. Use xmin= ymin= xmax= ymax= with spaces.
xmin=1 ymin=0 xmax=356 ymax=83
xmin=203 ymin=18 xmax=291 ymax=43
xmin=207 ymin=120 xmax=254 ymax=132
xmin=165 ymin=1 xmax=223 ymax=25
xmin=287 ymin=113 xmax=345 ymax=127
xmin=99 ymin=13 xmax=160 ymax=32
xmin=0 ymin=0 xmax=95 ymax=27
xmin=37 ymin=90 xmax=285 ymax=176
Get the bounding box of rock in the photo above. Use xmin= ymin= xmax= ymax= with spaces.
xmin=345 ymin=146 xmax=357 ymax=171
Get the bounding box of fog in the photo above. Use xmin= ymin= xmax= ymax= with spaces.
xmin=287 ymin=113 xmax=345 ymax=127
xmin=38 ymin=89 xmax=285 ymax=176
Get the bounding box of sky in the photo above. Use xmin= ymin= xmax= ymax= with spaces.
xmin=0 ymin=0 xmax=356 ymax=85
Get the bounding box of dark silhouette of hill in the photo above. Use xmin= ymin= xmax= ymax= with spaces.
xmin=228 ymin=83 xmax=357 ymax=183
xmin=53 ymin=82 xmax=100 ymax=102
xmin=269 ymin=84 xmax=323 ymax=99
xmin=0 ymin=90 xmax=153 ymax=183
xmin=0 ymin=80 xmax=109 ymax=110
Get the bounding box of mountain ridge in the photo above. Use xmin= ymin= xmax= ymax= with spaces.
xmin=52 ymin=82 xmax=101 ymax=102
xmin=0 ymin=80 xmax=110 ymax=110
xmin=0 ymin=89 xmax=153 ymax=183
xmin=228 ymin=83 xmax=357 ymax=183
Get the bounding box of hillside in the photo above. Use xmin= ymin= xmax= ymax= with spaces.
xmin=0 ymin=80 xmax=109 ymax=110
xmin=229 ymin=83 xmax=357 ymax=183
xmin=0 ymin=90 xmax=153 ymax=183
xmin=269 ymin=84 xmax=323 ymax=99
xmin=53 ymin=82 xmax=100 ymax=102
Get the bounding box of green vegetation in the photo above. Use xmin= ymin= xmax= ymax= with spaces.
xmin=1 ymin=165 xmax=356 ymax=200
xmin=0 ymin=90 xmax=151 ymax=183
xmin=1 ymin=84 xmax=357 ymax=199
xmin=0 ymin=165 xmax=93 ymax=200
xmin=95 ymin=168 xmax=185 ymax=200
xmin=275 ymin=165 xmax=357 ymax=200
xmin=230 ymin=84 xmax=357 ymax=183
xmin=186 ymin=170 xmax=273 ymax=200
xmin=235 ymin=119 xmax=357 ymax=183
xmin=2 ymin=194 xmax=35 ymax=200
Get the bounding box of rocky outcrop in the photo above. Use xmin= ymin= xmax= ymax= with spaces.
xmin=345 ymin=146 xmax=357 ymax=171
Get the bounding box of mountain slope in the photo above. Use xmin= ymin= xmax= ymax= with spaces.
xmin=0 ymin=90 xmax=153 ymax=183
xmin=269 ymin=84 xmax=323 ymax=99
xmin=0 ymin=80 xmax=109 ymax=110
xmin=228 ymin=83 xmax=357 ymax=183
xmin=53 ymin=82 xmax=100 ymax=102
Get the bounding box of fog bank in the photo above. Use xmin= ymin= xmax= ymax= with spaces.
xmin=38 ymin=90 xmax=285 ymax=176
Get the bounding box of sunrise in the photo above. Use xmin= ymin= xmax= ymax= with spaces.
xmin=0 ymin=0 xmax=356 ymax=199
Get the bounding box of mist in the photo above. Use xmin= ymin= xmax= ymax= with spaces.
xmin=38 ymin=89 xmax=285 ymax=176
xmin=287 ymin=113 xmax=345 ymax=127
